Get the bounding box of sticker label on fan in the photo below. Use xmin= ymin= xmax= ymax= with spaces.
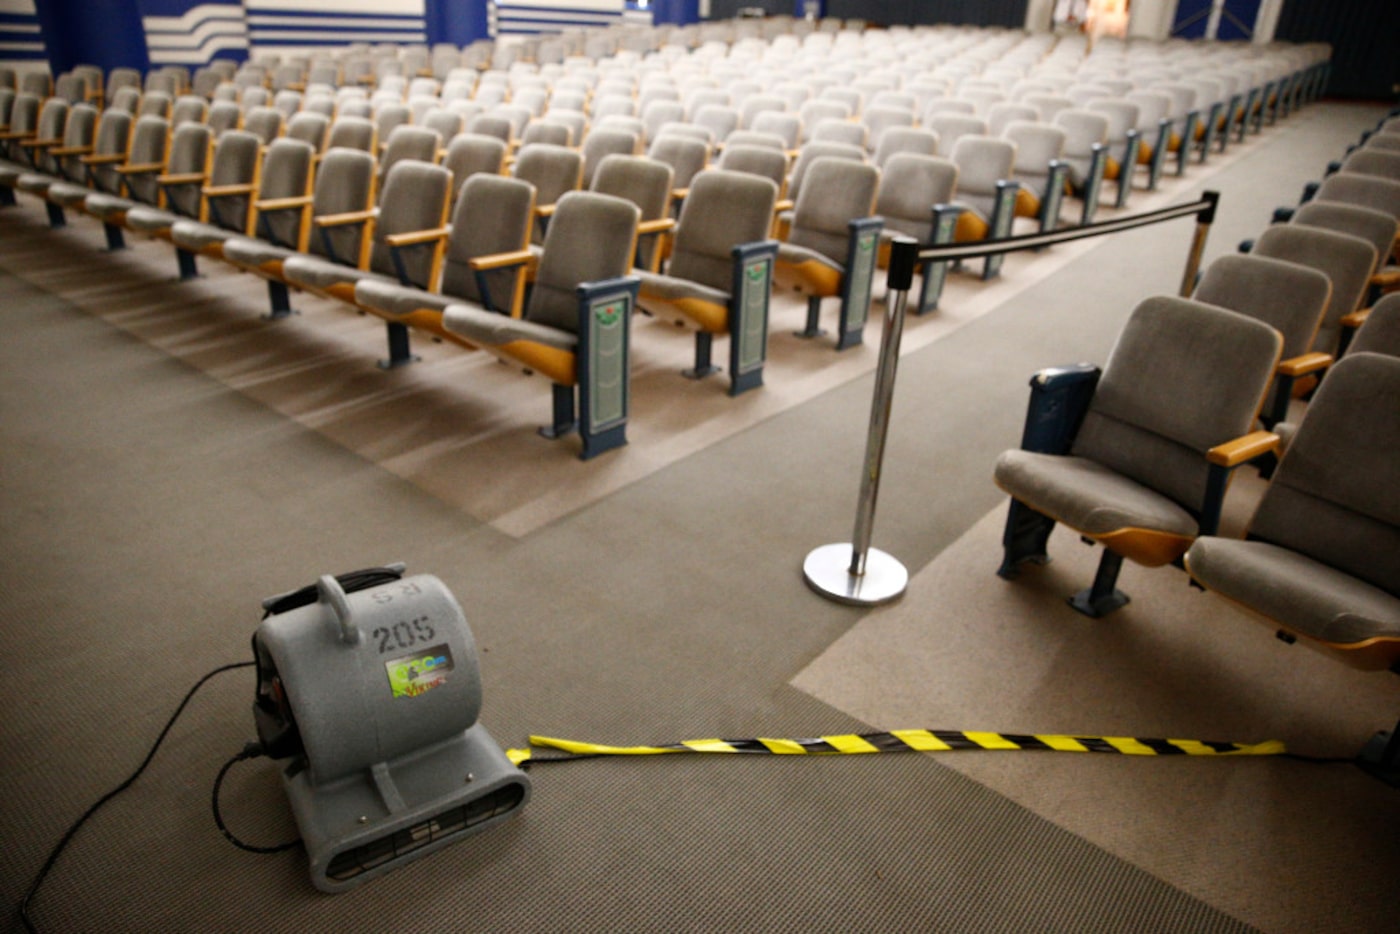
xmin=385 ymin=644 xmax=454 ymax=699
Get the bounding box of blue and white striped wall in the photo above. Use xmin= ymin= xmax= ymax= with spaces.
xmin=243 ymin=0 xmax=425 ymax=50
xmin=489 ymin=0 xmax=624 ymax=37
xmin=0 ymin=0 xmax=47 ymax=65
xmin=139 ymin=1 xmax=248 ymax=66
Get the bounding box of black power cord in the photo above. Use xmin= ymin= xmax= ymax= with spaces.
xmin=212 ymin=743 xmax=301 ymax=854
xmin=17 ymin=661 xmax=276 ymax=933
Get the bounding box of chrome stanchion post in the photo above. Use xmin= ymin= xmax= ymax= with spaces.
xmin=1178 ymin=190 xmax=1219 ymax=297
xmin=804 ymin=237 xmax=919 ymax=606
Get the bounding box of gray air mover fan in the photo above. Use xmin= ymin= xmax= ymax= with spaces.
xmin=252 ymin=565 xmax=529 ymax=892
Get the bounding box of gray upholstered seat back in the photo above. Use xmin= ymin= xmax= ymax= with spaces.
xmin=647 ymin=135 xmax=709 ymax=190
xmin=520 ymin=120 xmax=570 ymax=148
xmin=1247 ymin=352 xmax=1400 ymax=595
xmin=951 ymin=135 xmax=1015 ymax=219
xmin=1291 ymin=201 xmax=1399 ymax=278
xmin=875 ymin=153 xmax=958 ymax=241
xmin=442 ymin=173 xmax=534 ymax=306
xmin=30 ymin=97 xmax=68 ymax=167
xmin=590 ymin=154 xmax=673 ymax=222
xmin=443 ymin=133 xmax=507 ymax=201
xmin=243 ymin=106 xmax=283 ymax=145
xmin=256 ymin=138 xmax=315 ymax=247
xmin=513 ymin=142 xmax=583 ymax=215
xmin=370 ymin=160 xmax=451 ymax=285
xmin=205 ymin=129 xmax=261 ymax=231
xmin=751 ymin=111 xmax=800 ymax=150
xmin=667 ymin=169 xmax=778 ymax=293
xmin=1253 ymin=224 xmax=1377 ymax=356
xmin=206 ymin=101 xmax=242 ymax=136
xmin=1004 ymin=121 xmax=1067 ymax=197
xmin=987 ymin=103 xmax=1038 ymax=138
xmin=1349 ymin=293 xmax=1400 ymax=357
xmin=326 ymin=116 xmax=375 ymax=153
xmin=581 ymin=129 xmax=639 ymax=188
xmin=787 ymin=140 xmax=865 ymax=204
xmin=1086 ymin=99 xmax=1140 ymax=143
xmin=163 ymin=122 xmax=211 ymax=217
xmin=310 ymin=148 xmax=375 ymax=263
xmin=378 ymin=126 xmax=442 ymax=191
xmin=1341 ymin=149 xmax=1400 ymax=181
xmin=526 ymin=191 xmax=639 ymax=333
xmin=873 ymin=126 xmax=940 ymax=168
xmin=716 ymin=143 xmax=789 ymax=192
xmin=51 ymin=103 xmax=96 ymax=178
xmin=1071 ymin=296 xmax=1282 ymax=512
xmin=925 ymin=114 xmax=988 ymax=157
xmin=286 ymin=112 xmax=330 ymax=152
xmin=88 ymin=109 xmax=133 ymax=195
xmin=170 ymin=95 xmax=208 ymax=127
xmin=1053 ymin=108 xmax=1108 ymax=178
xmin=1192 ymin=253 xmax=1332 ymax=360
xmin=788 ymin=157 xmax=879 ymax=264
xmin=810 ymin=119 xmax=867 ymax=148
xmin=1315 ymin=173 xmax=1400 ymax=221
xmin=423 ymin=108 xmax=464 ymax=144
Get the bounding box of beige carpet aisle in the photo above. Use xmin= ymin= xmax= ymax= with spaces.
xmin=793 ymin=484 xmax=1400 ymax=934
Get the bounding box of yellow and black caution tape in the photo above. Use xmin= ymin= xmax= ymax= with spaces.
xmin=506 ymin=730 xmax=1287 ymax=767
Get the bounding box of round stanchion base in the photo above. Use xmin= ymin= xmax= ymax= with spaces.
xmin=803 ymin=543 xmax=908 ymax=607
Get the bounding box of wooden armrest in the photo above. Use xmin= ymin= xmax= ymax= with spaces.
xmin=1276 ymin=351 xmax=1333 ymax=378
xmin=1372 ymin=269 xmax=1400 ymax=289
xmin=255 ymin=194 xmax=313 ymax=212
xmin=81 ymin=152 xmax=128 ymax=165
xmin=671 ymin=187 xmax=689 ymax=201
xmin=470 ymin=248 xmax=536 ymax=272
xmin=22 ymin=136 xmax=62 ymax=149
xmin=203 ymin=182 xmax=255 ymax=198
xmin=385 ymin=225 xmax=451 ymax=248
xmin=1340 ymin=308 xmax=1370 ymax=330
xmin=157 ymin=171 xmax=204 ymax=184
xmin=1207 ymin=430 xmax=1279 ymax=468
xmin=314 ymin=208 xmax=377 ymax=228
xmin=774 ymin=198 xmax=794 ymax=213
xmin=535 ymin=203 xmax=558 ymax=218
xmin=637 ymin=217 xmax=676 ymax=236
xmin=50 ymin=144 xmax=93 ymax=157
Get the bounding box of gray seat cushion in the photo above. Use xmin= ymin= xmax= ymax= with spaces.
xmin=1186 ymin=537 xmax=1400 ymax=645
xmin=355 ymin=278 xmax=452 ymax=318
xmin=47 ymin=181 xmax=95 ymax=208
xmin=124 ymin=205 xmax=179 ymax=233
xmin=221 ymin=235 xmax=296 ymax=269
xmin=994 ymin=449 xmax=1199 ymax=539
xmin=634 ymin=270 xmax=729 ymax=307
xmin=442 ymin=302 xmax=578 ymax=351
xmin=171 ymin=218 xmax=239 ymax=253
xmin=282 ymin=254 xmax=385 ymax=293
xmin=83 ymin=192 xmax=138 ymax=222
xmin=775 ymin=242 xmax=843 ymax=275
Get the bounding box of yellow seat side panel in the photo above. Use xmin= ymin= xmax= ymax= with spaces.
xmin=774 ymin=258 xmax=842 ymax=298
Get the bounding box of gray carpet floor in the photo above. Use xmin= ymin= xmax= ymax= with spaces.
xmin=1 ymin=99 xmax=1394 ymax=933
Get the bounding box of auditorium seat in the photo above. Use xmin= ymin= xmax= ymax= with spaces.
xmin=590 ymin=153 xmax=674 ymax=272
xmin=282 ymin=160 xmax=453 ymax=368
xmin=221 ymin=146 xmax=377 ymax=318
xmin=773 ymin=156 xmax=881 ymax=350
xmin=995 ymin=295 xmax=1282 ymax=617
xmin=1192 ymin=253 xmax=1332 ymax=429
xmin=354 ymin=173 xmax=535 ymax=345
xmin=1053 ymin=108 xmax=1111 ymax=224
xmin=634 ymin=168 xmax=779 ymax=394
xmin=1184 ymin=351 xmax=1400 ymax=783
xmin=442 ymin=190 xmax=642 ymax=459
xmin=171 ymin=137 xmax=315 ymax=268
xmin=1002 ymin=121 xmax=1068 ymax=233
xmin=1252 ymin=223 xmax=1378 ymax=362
